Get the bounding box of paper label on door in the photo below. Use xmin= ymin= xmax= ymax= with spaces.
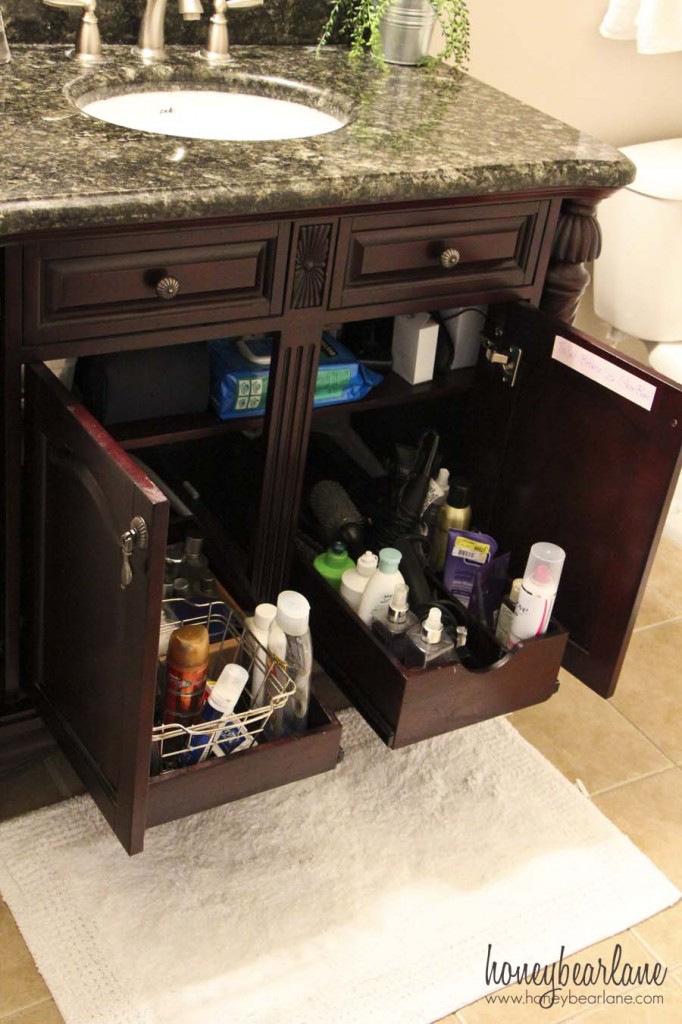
xmin=552 ymin=337 xmax=657 ymax=411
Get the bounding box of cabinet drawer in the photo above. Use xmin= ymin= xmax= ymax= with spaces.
xmin=147 ymin=693 xmax=341 ymax=829
xmin=330 ymin=201 xmax=552 ymax=311
xmin=23 ymin=221 xmax=291 ymax=348
xmin=294 ymin=558 xmax=566 ymax=749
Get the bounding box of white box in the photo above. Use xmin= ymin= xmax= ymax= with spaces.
xmin=391 ymin=313 xmax=439 ymax=384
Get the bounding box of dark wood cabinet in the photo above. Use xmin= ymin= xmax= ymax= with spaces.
xmin=3 ymin=191 xmax=681 ymax=853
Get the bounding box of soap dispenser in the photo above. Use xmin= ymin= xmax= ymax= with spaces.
xmin=371 ymin=582 xmax=419 ymax=658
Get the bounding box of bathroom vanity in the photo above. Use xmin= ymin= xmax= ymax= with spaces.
xmin=1 ymin=46 xmax=681 ymax=853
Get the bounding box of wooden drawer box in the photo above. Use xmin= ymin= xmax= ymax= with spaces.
xmin=295 ymin=557 xmax=567 ymax=749
xmin=22 ymin=220 xmax=291 ymax=348
xmin=330 ymin=200 xmax=554 ymax=311
xmin=146 ymin=693 xmax=341 ymax=830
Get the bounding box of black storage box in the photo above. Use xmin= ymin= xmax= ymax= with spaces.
xmin=74 ymin=343 xmax=210 ymax=425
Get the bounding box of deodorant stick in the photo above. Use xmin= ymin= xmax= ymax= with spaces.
xmin=508 ymin=542 xmax=566 ymax=646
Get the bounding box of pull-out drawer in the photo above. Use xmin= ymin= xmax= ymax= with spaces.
xmin=24 ymin=363 xmax=341 ymax=855
xmin=330 ymin=200 xmax=555 ymax=311
xmin=295 ymin=558 xmax=566 ymax=749
xmin=22 ymin=220 xmax=291 ymax=348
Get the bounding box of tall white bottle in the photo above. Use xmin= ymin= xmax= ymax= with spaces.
xmin=508 ymin=542 xmax=566 ymax=645
xmin=276 ymin=591 xmax=313 ymax=735
xmin=357 ymin=547 xmax=405 ymax=626
xmin=339 ymin=550 xmax=379 ymax=611
xmin=264 ymin=613 xmax=288 ymax=738
xmin=244 ymin=603 xmax=277 ymax=708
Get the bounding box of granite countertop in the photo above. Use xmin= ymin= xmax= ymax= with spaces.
xmin=0 ymin=44 xmax=635 ymax=238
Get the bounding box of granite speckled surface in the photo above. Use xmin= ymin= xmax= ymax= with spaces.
xmin=1 ymin=0 xmax=331 ymax=46
xmin=0 ymin=43 xmax=634 ymax=239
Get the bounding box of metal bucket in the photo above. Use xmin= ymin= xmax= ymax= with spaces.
xmin=379 ymin=0 xmax=437 ymax=65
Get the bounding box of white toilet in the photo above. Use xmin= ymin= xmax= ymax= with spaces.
xmin=593 ymin=137 xmax=682 ymax=380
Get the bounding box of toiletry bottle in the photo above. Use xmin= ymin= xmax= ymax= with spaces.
xmin=243 ymin=603 xmax=277 ymax=708
xmin=163 ymin=623 xmax=209 ymax=724
xmin=183 ymin=528 xmax=209 ymax=593
xmin=357 ymin=547 xmax=405 ymax=625
xmin=422 ymin=466 xmax=450 ymax=546
xmin=508 ymin=543 xmax=566 ymax=646
xmin=158 ymin=602 xmax=180 ymax=657
xmin=494 ymin=577 xmax=523 ymax=650
xmin=429 ymin=477 xmax=472 ymax=572
xmin=402 ymin=607 xmax=456 ymax=669
xmin=263 ymin=613 xmax=289 ymax=739
xmin=371 ymin=582 xmax=419 ymax=658
xmin=339 ymin=550 xmax=379 ymax=611
xmin=185 ymin=663 xmax=251 ymax=764
xmin=276 ymin=590 xmax=313 ymax=735
xmin=313 ymin=540 xmax=355 ymax=591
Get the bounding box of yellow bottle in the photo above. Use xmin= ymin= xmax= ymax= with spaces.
xmin=429 ymin=478 xmax=472 ymax=573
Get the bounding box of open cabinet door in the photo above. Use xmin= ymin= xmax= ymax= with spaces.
xmin=24 ymin=365 xmax=169 ymax=853
xmin=485 ymin=303 xmax=682 ymax=698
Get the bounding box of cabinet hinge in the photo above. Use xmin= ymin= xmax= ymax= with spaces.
xmin=482 ymin=329 xmax=522 ymax=387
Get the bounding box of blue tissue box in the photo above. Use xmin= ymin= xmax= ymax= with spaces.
xmin=209 ymin=333 xmax=382 ymax=420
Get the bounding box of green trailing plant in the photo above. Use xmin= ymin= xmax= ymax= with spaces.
xmin=318 ymin=0 xmax=470 ymax=69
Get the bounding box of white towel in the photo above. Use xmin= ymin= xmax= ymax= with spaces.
xmin=600 ymin=0 xmax=682 ymax=53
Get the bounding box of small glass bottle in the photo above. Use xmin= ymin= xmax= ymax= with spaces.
xmin=402 ymin=607 xmax=456 ymax=669
xmin=371 ymin=582 xmax=418 ymax=659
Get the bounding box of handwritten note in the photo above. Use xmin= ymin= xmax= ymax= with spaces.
xmin=551 ymin=337 xmax=656 ymax=412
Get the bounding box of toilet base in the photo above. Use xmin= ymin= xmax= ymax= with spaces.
xmin=649 ymin=342 xmax=682 ymax=384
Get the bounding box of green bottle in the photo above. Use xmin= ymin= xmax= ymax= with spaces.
xmin=313 ymin=541 xmax=355 ymax=591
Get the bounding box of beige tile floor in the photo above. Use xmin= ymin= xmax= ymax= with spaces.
xmin=1 ymin=537 xmax=681 ymax=1024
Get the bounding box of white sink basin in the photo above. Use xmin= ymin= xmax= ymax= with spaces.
xmin=76 ymin=86 xmax=347 ymax=141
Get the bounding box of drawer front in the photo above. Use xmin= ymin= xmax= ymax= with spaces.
xmin=295 ymin=557 xmax=565 ymax=749
xmin=23 ymin=221 xmax=291 ymax=347
xmin=330 ymin=201 xmax=552 ymax=310
xmin=146 ymin=694 xmax=342 ymax=829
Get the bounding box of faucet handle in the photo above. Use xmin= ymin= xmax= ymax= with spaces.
xmin=42 ymin=0 xmax=105 ymax=64
xmin=200 ymin=0 xmax=263 ymax=65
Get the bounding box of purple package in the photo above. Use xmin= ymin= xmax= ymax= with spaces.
xmin=442 ymin=530 xmax=498 ymax=609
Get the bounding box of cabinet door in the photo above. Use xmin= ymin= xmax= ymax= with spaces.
xmin=24 ymin=365 xmax=169 ymax=854
xmin=483 ymin=303 xmax=682 ymax=698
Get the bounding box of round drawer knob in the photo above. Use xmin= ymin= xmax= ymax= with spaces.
xmin=155 ymin=276 xmax=181 ymax=301
xmin=440 ymin=248 xmax=461 ymax=269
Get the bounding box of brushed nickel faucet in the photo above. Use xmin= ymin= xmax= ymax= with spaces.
xmin=136 ymin=0 xmax=204 ymax=63
xmin=42 ymin=0 xmax=105 ymax=64
xmin=201 ymin=0 xmax=264 ymax=64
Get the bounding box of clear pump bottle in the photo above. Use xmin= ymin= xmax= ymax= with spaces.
xmin=371 ymin=582 xmax=419 ymax=658
xmin=403 ymin=607 xmax=456 ymax=669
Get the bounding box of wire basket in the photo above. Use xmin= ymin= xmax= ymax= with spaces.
xmin=151 ymin=599 xmax=295 ymax=774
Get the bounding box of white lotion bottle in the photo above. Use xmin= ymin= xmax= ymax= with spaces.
xmin=339 ymin=550 xmax=379 ymax=611
xmin=357 ymin=547 xmax=404 ymax=625
xmin=244 ymin=603 xmax=277 ymax=708
xmin=276 ymin=590 xmax=313 ymax=735
xmin=508 ymin=542 xmax=566 ymax=646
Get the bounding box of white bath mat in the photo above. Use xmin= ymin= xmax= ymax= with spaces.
xmin=0 ymin=709 xmax=678 ymax=1024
